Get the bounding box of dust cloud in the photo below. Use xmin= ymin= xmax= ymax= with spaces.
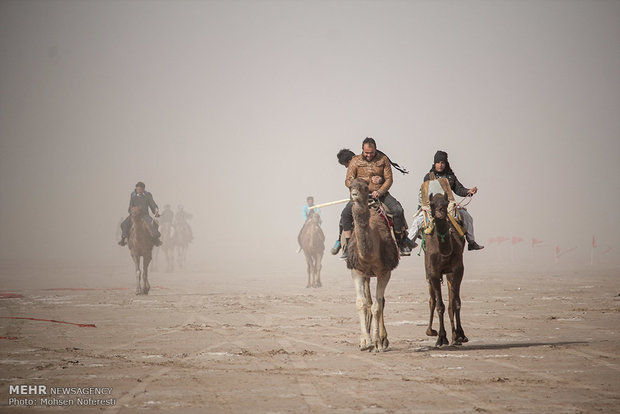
xmin=1 ymin=0 xmax=619 ymax=286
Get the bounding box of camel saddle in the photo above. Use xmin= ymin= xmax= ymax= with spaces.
xmin=368 ymin=198 xmax=394 ymax=229
xmin=420 ymin=174 xmax=465 ymax=238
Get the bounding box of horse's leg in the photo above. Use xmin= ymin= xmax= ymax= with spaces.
xmin=426 ymin=277 xmax=438 ymax=337
xmin=352 ymin=272 xmax=373 ymax=351
xmin=143 ymin=252 xmax=152 ymax=295
xmin=430 ymin=274 xmax=449 ymax=347
xmin=449 ymin=266 xmax=467 ymax=344
xmin=373 ymin=271 xmax=391 ymax=352
xmin=132 ymin=254 xmax=141 ymax=295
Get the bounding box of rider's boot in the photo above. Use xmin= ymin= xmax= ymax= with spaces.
xmin=339 ymin=238 xmax=349 ymax=260
xmin=467 ymin=241 xmax=484 ymax=251
xmin=118 ymin=236 xmax=127 ymax=246
xmin=331 ymin=239 xmax=341 ymax=255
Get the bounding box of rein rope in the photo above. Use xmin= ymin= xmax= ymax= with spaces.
xmin=455 ymin=194 xmax=473 ymax=208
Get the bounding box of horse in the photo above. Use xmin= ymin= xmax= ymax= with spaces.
xmin=173 ymin=221 xmax=192 ymax=269
xmin=127 ymin=206 xmax=155 ymax=295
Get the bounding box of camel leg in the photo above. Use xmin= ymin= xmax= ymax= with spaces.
xmin=372 ymin=272 xmax=391 ymax=352
xmin=364 ymin=278 xmax=372 ymax=334
xmin=353 ymin=272 xmax=373 ymax=351
xmin=303 ymin=251 xmax=312 ymax=288
xmin=315 ymin=252 xmax=323 ymax=288
xmin=429 ymin=275 xmax=449 ymax=347
xmin=426 ymin=278 xmax=438 ymax=337
xmin=143 ymin=254 xmax=151 ymax=295
xmin=447 ymin=267 xmax=467 ymax=344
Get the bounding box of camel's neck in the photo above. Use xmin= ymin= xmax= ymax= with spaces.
xmin=352 ymin=199 xmax=373 ymax=254
xmin=434 ymin=217 xmax=452 ymax=255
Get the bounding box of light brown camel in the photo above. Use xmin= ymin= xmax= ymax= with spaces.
xmin=298 ymin=211 xmax=325 ymax=288
xmin=346 ymin=178 xmax=400 ymax=352
xmin=424 ymin=192 xmax=468 ymax=347
xmin=127 ymin=206 xmax=155 ymax=295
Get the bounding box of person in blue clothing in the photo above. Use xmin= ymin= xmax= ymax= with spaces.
xmin=118 ymin=181 xmax=162 ymax=247
xmin=302 ymin=196 xmax=320 ymax=222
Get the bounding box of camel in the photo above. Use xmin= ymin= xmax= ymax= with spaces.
xmin=127 ymin=206 xmax=155 ymax=295
xmin=346 ymin=178 xmax=400 ymax=352
xmin=298 ymin=211 xmax=325 ymax=288
xmin=423 ymin=192 xmax=468 ymax=347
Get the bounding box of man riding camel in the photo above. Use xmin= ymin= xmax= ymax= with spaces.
xmin=118 ymin=181 xmax=162 ymax=247
xmin=343 ymin=137 xmax=412 ymax=256
xmin=408 ymin=150 xmax=484 ymax=251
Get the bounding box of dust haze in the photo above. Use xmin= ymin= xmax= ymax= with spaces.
xmin=1 ymin=0 xmax=619 ymax=282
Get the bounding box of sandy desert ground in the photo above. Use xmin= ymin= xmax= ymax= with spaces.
xmin=1 ymin=256 xmax=619 ymax=413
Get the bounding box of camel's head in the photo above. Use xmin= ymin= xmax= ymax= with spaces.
xmin=349 ymin=178 xmax=369 ymax=204
xmin=429 ymin=193 xmax=449 ymax=220
xmin=130 ymin=206 xmax=145 ymax=218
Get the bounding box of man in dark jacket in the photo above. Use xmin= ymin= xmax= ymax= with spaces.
xmin=409 ymin=150 xmax=483 ymax=251
xmin=118 ymin=181 xmax=162 ymax=246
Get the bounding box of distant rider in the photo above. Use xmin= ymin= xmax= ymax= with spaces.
xmin=118 ymin=181 xmax=162 ymax=246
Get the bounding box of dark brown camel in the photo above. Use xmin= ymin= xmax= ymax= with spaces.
xmin=346 ymin=178 xmax=399 ymax=352
xmin=128 ymin=206 xmax=155 ymax=295
xmin=298 ymin=211 xmax=325 ymax=288
xmin=423 ymin=192 xmax=468 ymax=347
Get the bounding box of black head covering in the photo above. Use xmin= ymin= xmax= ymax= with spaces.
xmin=430 ymin=150 xmax=454 ymax=175
xmin=135 ymin=181 xmax=146 ymax=189
xmin=434 ymin=150 xmax=448 ymax=164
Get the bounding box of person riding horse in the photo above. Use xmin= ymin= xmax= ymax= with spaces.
xmin=118 ymin=182 xmax=162 ymax=247
xmin=174 ymin=205 xmax=193 ymax=242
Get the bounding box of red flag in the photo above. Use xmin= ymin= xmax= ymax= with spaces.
xmin=512 ymin=236 xmax=524 ymax=245
xmin=531 ymin=238 xmax=544 ymax=247
xmin=497 ymin=237 xmax=510 ymax=244
xmin=592 ymin=236 xmax=597 ymax=248
xmin=603 ymin=246 xmax=612 ymax=254
xmin=555 ymin=245 xmax=560 ymax=257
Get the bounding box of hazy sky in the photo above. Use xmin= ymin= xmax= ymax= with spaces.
xmin=1 ymin=0 xmax=619 ymax=271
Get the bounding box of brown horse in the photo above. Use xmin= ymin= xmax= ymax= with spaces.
xmin=298 ymin=212 xmax=325 ymax=288
xmin=423 ymin=193 xmax=468 ymax=347
xmin=128 ymin=206 xmax=155 ymax=295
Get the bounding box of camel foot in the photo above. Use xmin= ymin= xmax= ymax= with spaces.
xmin=376 ymin=337 xmax=389 ymax=352
xmin=453 ymin=334 xmax=468 ymax=344
xmin=359 ymin=338 xmax=374 ymax=352
xmin=435 ymin=335 xmax=450 ymax=347
xmin=426 ymin=328 xmax=438 ymax=337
